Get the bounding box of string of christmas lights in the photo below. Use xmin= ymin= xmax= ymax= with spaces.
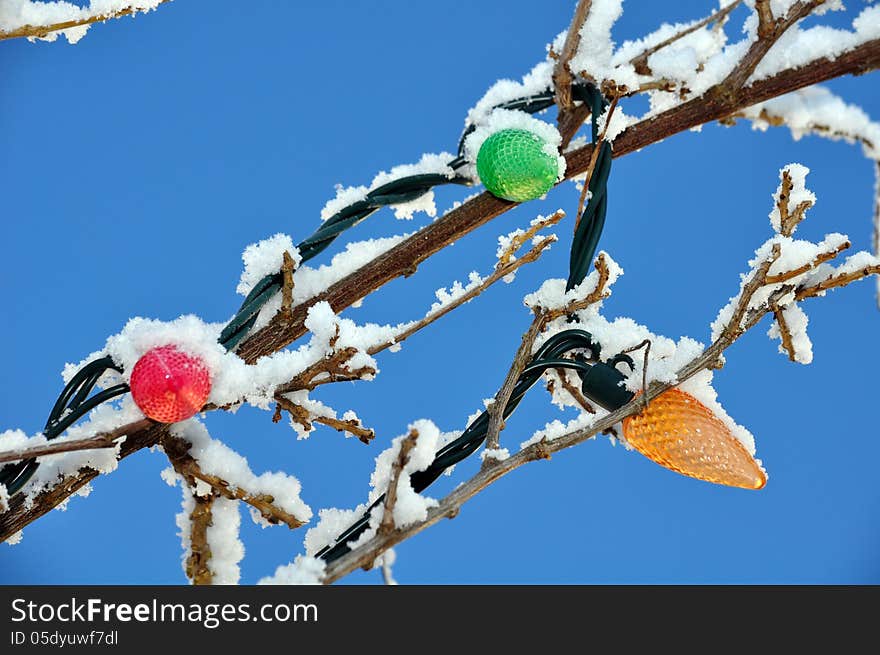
xmin=0 ymin=83 xmax=612 ymax=499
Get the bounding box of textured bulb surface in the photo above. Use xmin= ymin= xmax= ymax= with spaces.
xmin=130 ymin=345 xmax=212 ymax=423
xmin=622 ymin=389 xmax=766 ymax=490
xmin=476 ymin=129 xmax=558 ymax=202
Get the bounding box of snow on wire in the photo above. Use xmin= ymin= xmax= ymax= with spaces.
xmin=0 ymin=81 xmax=615 ymax=501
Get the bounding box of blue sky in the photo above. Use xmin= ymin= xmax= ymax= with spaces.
xmin=1 ymin=1 xmax=878 ymax=584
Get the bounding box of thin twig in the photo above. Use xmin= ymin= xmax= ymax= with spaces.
xmin=379 ymin=430 xmax=419 ymax=536
xmin=771 ymin=303 xmax=798 ymax=361
xmin=629 ymin=0 xmax=742 ymax=75
xmin=795 ymin=262 xmax=880 ymax=300
xmin=162 ymin=435 xmax=306 ymax=530
xmin=276 ymin=347 xmax=372 ymax=394
xmin=368 ymin=212 xmax=564 ymax=356
xmin=554 ymin=0 xmax=595 ymax=145
xmin=721 ymin=0 xmax=824 ymax=94
xmin=552 ymin=370 xmax=596 ymax=414
xmin=620 ymin=339 xmax=652 ymax=411
xmin=315 ymin=416 xmax=375 ymax=445
xmin=765 ymin=240 xmax=850 ymax=284
xmin=0 ymin=422 xmax=148 ymax=464
xmin=280 ymin=251 xmax=296 ymax=319
xmin=575 ymin=96 xmax=619 ymax=228
xmin=380 ymin=551 xmax=397 ymax=585
xmin=484 ymin=319 xmax=544 ymax=454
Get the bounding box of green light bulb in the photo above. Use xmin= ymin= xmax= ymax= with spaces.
xmin=476 ymin=128 xmax=558 ymax=202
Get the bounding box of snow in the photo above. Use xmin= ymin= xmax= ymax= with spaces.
xmin=768 ymin=303 xmax=813 ymax=363
xmin=236 ymin=233 xmax=300 ymax=297
xmin=368 ymin=419 xmax=441 ymax=529
xmin=744 ymin=86 xmax=880 ymax=161
xmin=302 ymin=506 xmax=367 ymax=556
xmin=258 ymin=555 xmax=325 ymax=585
xmin=168 ymin=419 xmax=312 ymax=525
xmin=567 ymin=0 xmax=636 ymax=88
xmin=465 ymin=60 xmax=554 ymax=128
xmin=173 ymin=477 xmax=196 ymax=581
xmin=320 ymin=153 xmax=458 ymax=222
xmin=768 ymin=162 xmax=815 ymax=234
xmin=480 ymin=447 xmax=511 ymax=462
xmin=0 ymin=0 xmax=165 ymax=44
xmin=462 ymin=109 xmax=566 ymax=183
xmin=596 ymin=104 xmax=637 ymax=142
xmin=523 ymin=251 xmax=624 ymax=312
xmin=517 ymin=241 xmax=762 ymax=456
xmin=751 ymin=5 xmax=880 ymax=82
xmin=431 ymin=272 xmax=485 ymax=311
xmin=712 ymin=163 xmax=878 ymax=365
xmin=248 ymin=233 xmax=412 ymax=332
xmin=521 ymin=412 xmax=597 ymax=450
xmin=168 ymin=465 xmax=243 ymax=585
xmin=711 ymin=226 xmax=850 ymax=345
xmin=205 ymin=497 xmax=244 ymax=585
xmin=0 ymin=482 xmax=9 ymax=513
xmin=6 ymin=399 xmax=139 ymax=504
xmin=301 ymin=425 xmax=459 ymax=557
xmin=377 ymin=548 xmax=398 ymax=584
xmin=647 ymin=45 xmax=700 ymax=83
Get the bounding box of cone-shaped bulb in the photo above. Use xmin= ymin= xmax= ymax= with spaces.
xmin=622 ymin=388 xmax=766 ymax=490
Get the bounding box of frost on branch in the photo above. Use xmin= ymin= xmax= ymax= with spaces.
xmin=735 ymin=85 xmax=880 ymax=304
xmin=296 ymin=421 xmax=459 ymax=563
xmin=712 ymin=164 xmax=880 ymax=364
xmin=0 ymin=0 xmax=167 ymax=44
xmin=163 ymin=419 xmax=312 ymax=530
xmin=520 ymin=253 xmax=754 ymax=457
xmin=169 ymin=471 xmax=244 ymax=586
xmin=259 ymin=555 xmax=325 ymax=586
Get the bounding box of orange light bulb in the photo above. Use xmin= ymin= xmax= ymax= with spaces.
xmin=622 ymin=388 xmax=766 ymax=490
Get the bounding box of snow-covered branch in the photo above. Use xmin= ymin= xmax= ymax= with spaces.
xmin=0 ymin=0 xmax=169 ymax=44
xmin=319 ymin=164 xmax=879 ymax=583
xmin=3 ymin=1 xmax=880 ymax=585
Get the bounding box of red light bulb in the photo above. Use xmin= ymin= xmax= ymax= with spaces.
xmin=130 ymin=345 xmax=212 ymax=423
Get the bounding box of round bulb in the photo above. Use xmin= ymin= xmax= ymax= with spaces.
xmin=476 ymin=128 xmax=558 ymax=202
xmin=622 ymin=389 xmax=766 ymax=490
xmin=130 ymin=345 xmax=212 ymax=423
